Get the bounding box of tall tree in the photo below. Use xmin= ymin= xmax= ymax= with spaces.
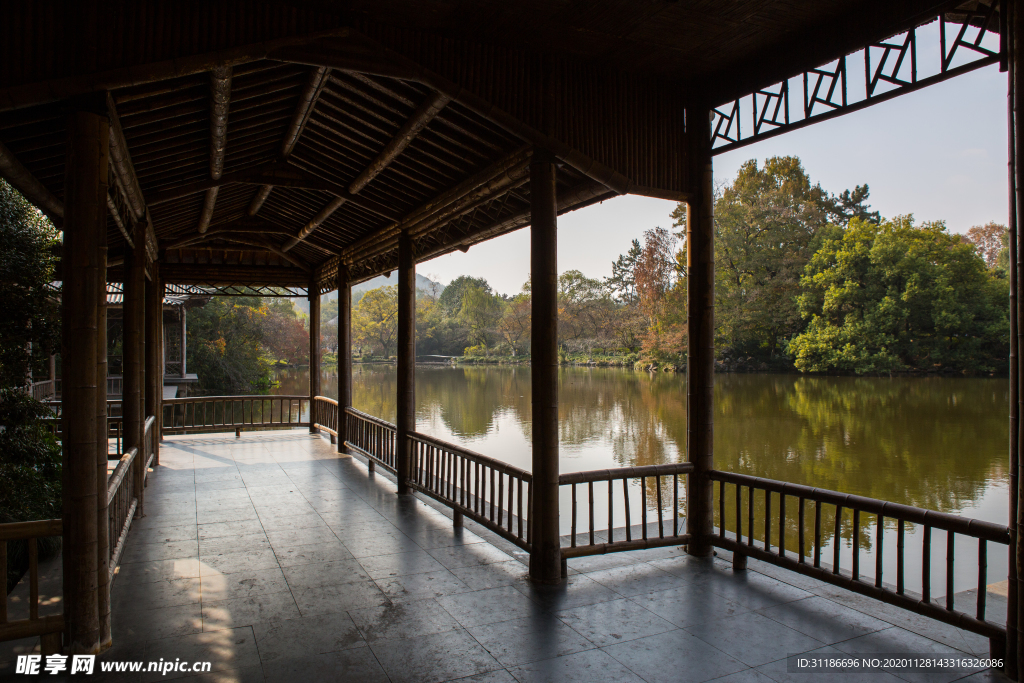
xmin=438 ymin=275 xmax=491 ymax=317
xmin=0 ymin=180 xmax=60 ymax=387
xmin=790 ymin=216 xmax=1009 ymax=374
xmin=353 ymin=286 xmax=399 ymax=356
xmin=606 ymin=239 xmax=642 ymax=305
xmin=963 ymin=221 xmax=1008 ymax=270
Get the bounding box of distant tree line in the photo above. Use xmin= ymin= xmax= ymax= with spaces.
xmin=349 ymin=156 xmax=1009 ymax=375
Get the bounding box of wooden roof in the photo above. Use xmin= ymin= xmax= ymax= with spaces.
xmin=0 ymin=0 xmax=983 ymax=290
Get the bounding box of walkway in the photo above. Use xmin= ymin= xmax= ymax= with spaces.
xmin=92 ymin=430 xmax=1009 ymax=683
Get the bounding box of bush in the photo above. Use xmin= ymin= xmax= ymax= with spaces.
xmin=0 ymin=389 xmax=62 ymax=594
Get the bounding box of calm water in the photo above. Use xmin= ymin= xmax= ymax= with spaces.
xmin=273 ymin=365 xmax=1010 ymax=594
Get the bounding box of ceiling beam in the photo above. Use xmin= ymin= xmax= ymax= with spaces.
xmin=248 ymin=65 xmax=331 ymax=217
xmin=280 ymin=90 xmax=451 ymax=252
xmin=0 ymin=138 xmax=63 ymax=224
xmin=198 ymin=65 xmax=232 ymax=235
xmin=106 ymin=92 xmax=147 ymax=223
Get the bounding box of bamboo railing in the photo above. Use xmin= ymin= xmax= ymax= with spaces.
xmin=162 ymin=395 xmax=310 ymax=434
xmin=0 ymin=520 xmax=63 ymax=650
xmin=107 ymin=446 xmax=141 ymax=576
xmin=344 ymin=407 xmax=397 ymax=473
xmin=559 ymin=463 xmax=694 ymax=559
xmin=312 ymin=395 xmax=339 ymax=439
xmin=708 ymin=470 xmax=1010 ymax=650
xmin=409 ymin=432 xmax=533 ymax=551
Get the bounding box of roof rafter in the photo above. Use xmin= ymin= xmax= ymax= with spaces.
xmin=197 ymin=65 xmax=232 ymax=235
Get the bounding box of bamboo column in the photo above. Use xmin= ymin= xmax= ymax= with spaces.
xmin=123 ymin=219 xmax=146 ymax=517
xmin=338 ymin=266 xmax=352 ymax=453
xmin=1009 ymin=0 xmax=1020 ymax=674
xmin=145 ymin=262 xmax=162 ymax=462
xmin=96 ymin=239 xmax=110 ymax=651
xmin=396 ymin=231 xmax=416 ymax=494
xmin=528 ymin=149 xmax=562 ymax=584
xmin=1010 ymin=0 xmax=1024 ymax=673
xmin=309 ymin=279 xmax=321 ymax=433
xmin=685 ymin=106 xmax=715 ymax=558
xmin=62 ymin=106 xmax=108 ymax=655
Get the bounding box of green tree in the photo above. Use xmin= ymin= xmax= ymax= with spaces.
xmin=459 ymin=284 xmax=501 ymax=351
xmin=673 ymin=156 xmax=858 ymax=363
xmin=0 ymin=180 xmax=60 ymax=386
xmin=438 ymin=275 xmax=491 ymax=317
xmin=606 ymin=239 xmax=641 ymax=305
xmin=353 ymin=286 xmax=399 ymax=356
xmin=789 ymin=216 xmax=1009 ymax=374
xmin=187 ymin=297 xmax=273 ymax=394
xmin=497 ymin=294 xmax=531 ymax=356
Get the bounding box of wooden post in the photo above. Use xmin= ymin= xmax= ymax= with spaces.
xmin=1009 ymin=1 xmax=1020 ymax=673
xmin=123 ymin=219 xmax=146 ymax=518
xmin=95 ymin=233 xmax=110 ymax=651
xmin=309 ymin=279 xmax=321 ymax=433
xmin=338 ymin=266 xmax=352 ymax=453
xmin=396 ymin=231 xmax=415 ymax=494
xmin=528 ymin=149 xmax=562 ymax=584
xmin=180 ymin=306 xmax=187 ymax=378
xmin=686 ymin=105 xmax=715 ymax=557
xmin=145 ymin=262 xmax=162 ymax=463
xmin=62 ymin=105 xmax=108 ymax=655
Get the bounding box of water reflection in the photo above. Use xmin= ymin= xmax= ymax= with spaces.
xmin=276 ymin=365 xmax=1009 ymax=593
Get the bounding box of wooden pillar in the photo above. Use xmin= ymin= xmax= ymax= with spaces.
xmin=1009 ymin=1 xmax=1021 ymax=674
xmin=146 ymin=262 xmax=162 ymax=462
xmin=338 ymin=267 xmax=352 ymax=453
xmin=180 ymin=307 xmax=187 ymax=378
xmin=62 ymin=105 xmax=108 ymax=655
xmin=685 ymin=105 xmax=715 ymax=557
xmin=396 ymin=231 xmax=415 ymax=494
xmin=528 ymin=150 xmax=562 ymax=584
xmin=95 ymin=214 xmax=110 ymax=652
xmin=309 ymin=280 xmax=321 ymax=433
xmin=123 ymin=219 xmax=146 ymax=518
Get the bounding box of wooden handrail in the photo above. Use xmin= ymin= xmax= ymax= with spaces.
xmin=0 ymin=519 xmax=62 ymax=542
xmin=409 ymin=431 xmax=532 ymax=481
xmin=560 ymin=462 xmax=693 ymax=486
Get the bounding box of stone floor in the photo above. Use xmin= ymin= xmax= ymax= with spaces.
xmin=11 ymin=429 xmax=1014 ymax=682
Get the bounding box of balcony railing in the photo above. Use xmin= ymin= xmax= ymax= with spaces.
xmin=162 ymin=395 xmax=310 ymax=434
xmin=0 ymin=520 xmax=63 ymax=651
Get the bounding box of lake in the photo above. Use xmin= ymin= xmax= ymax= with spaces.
xmin=272 ymin=364 xmax=1010 ymax=594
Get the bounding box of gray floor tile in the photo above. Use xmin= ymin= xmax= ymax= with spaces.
xmin=427 ymin=543 xmax=515 ymax=569
xmin=142 ymin=627 xmax=260 ymax=683
xmin=468 ymin=615 xmax=595 ymax=667
xmin=199 ymin=549 xmax=280 ymax=576
xmin=201 ymin=567 xmax=290 ymax=602
xmin=281 ymin=559 xmax=371 ymax=591
xmin=344 ymin=533 xmax=424 ymax=558
xmin=585 ymin=562 xmax=683 ymax=597
xmin=630 ymin=583 xmax=751 ymax=628
xmin=376 ymin=568 xmax=474 ymax=602
xmin=833 ymin=627 xmax=982 ymax=683
xmin=273 ymin=541 xmax=354 ymax=567
xmin=687 ymin=611 xmax=825 ymax=667
xmin=359 ymin=549 xmax=448 ymax=579
xmin=439 ymin=586 xmax=550 ymax=629
xmin=369 ymin=628 xmax=503 ymax=683
xmin=603 ymin=628 xmax=748 ymax=683
xmin=555 ymin=598 xmax=676 ymax=647
xmin=704 ymin=571 xmax=813 ymax=611
xmin=262 ymin=648 xmax=388 ymax=683
xmin=757 ymin=596 xmax=890 ymax=645
xmin=512 ymin=573 xmax=621 ymax=612
xmin=451 ymin=561 xmax=529 ymax=591
xmin=252 ymin=612 xmax=365 ymax=663
xmin=291 ymin=580 xmax=392 ymax=616
xmin=121 ymin=539 xmax=199 ymax=564
xmin=754 ymin=645 xmax=905 ymax=683
xmin=112 ymin=576 xmax=201 ymax=611
xmin=445 ymin=670 xmax=517 ymax=683
xmin=198 ymin=519 xmax=266 ymax=541
xmin=509 ymin=649 xmax=646 ymax=683
xmin=202 ymin=591 xmax=300 ymax=630
xmin=349 ymin=598 xmax=463 ymax=642
xmin=171 ymin=664 xmax=267 ymax=683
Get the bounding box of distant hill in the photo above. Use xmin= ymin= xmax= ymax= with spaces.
xmin=294 ymin=274 xmax=444 ymax=313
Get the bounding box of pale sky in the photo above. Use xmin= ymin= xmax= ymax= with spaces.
xmin=419 ymin=63 xmax=1010 ymax=297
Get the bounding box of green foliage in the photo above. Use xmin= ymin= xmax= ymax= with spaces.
xmin=353 ymin=286 xmax=399 ymax=357
xmin=438 ymin=276 xmax=491 ymax=317
xmin=0 ymin=389 xmax=62 ymax=593
xmin=606 ymin=239 xmax=641 ymax=304
xmin=459 ymin=284 xmax=502 ymax=349
xmin=187 ymin=297 xmax=273 ymax=394
xmin=0 ymin=181 xmax=60 ymax=387
xmin=789 ymin=216 xmax=1009 ymax=374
